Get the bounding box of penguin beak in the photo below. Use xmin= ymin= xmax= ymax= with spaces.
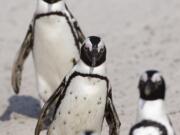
xmin=144 ymin=82 xmax=152 ymax=96
xmin=89 ymin=56 xmax=96 ymax=74
xmin=92 ymin=56 xmax=96 ymax=67
xmin=92 ymin=48 xmax=98 ymax=67
xmin=89 ymin=48 xmax=98 ymax=74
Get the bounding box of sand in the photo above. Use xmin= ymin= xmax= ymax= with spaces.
xmin=0 ymin=0 xmax=180 ymax=135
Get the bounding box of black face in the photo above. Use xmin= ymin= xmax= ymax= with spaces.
xmin=43 ymin=0 xmax=61 ymax=4
xmin=138 ymin=70 xmax=166 ymax=100
xmin=80 ymin=36 xmax=106 ymax=67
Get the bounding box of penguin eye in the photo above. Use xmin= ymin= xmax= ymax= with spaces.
xmin=156 ymin=80 xmax=162 ymax=85
xmin=84 ymin=46 xmax=89 ymax=51
xmin=155 ymin=82 xmax=161 ymax=89
xmin=100 ymin=48 xmax=104 ymax=53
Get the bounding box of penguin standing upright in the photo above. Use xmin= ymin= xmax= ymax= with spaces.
xmin=35 ymin=36 xmax=121 ymax=135
xmin=129 ymin=70 xmax=175 ymax=135
xmin=11 ymin=0 xmax=85 ymax=102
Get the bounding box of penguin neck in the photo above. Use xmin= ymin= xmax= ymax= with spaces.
xmin=137 ymin=98 xmax=168 ymax=122
xmin=36 ymin=0 xmax=67 ymax=14
xmin=75 ymin=60 xmax=106 ymax=76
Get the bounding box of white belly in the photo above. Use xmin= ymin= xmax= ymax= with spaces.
xmin=138 ymin=100 xmax=175 ymax=135
xmin=33 ymin=15 xmax=79 ymax=101
xmin=132 ymin=127 xmax=162 ymax=135
xmin=48 ymin=76 xmax=107 ymax=135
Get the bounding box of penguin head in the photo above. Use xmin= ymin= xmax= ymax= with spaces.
xmin=80 ymin=36 xmax=106 ymax=68
xmin=138 ymin=70 xmax=166 ymax=100
xmin=43 ymin=0 xmax=61 ymax=4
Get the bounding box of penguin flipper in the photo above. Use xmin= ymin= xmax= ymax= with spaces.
xmin=11 ymin=24 xmax=33 ymax=94
xmin=35 ymin=79 xmax=66 ymax=135
xmin=64 ymin=3 xmax=85 ymax=44
xmin=105 ymin=88 xmax=121 ymax=135
xmin=168 ymin=116 xmax=176 ymax=135
xmin=74 ymin=20 xmax=85 ymax=44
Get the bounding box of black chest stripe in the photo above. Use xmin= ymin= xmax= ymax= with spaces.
xmin=35 ymin=12 xmax=64 ymax=20
xmin=53 ymin=71 xmax=109 ymax=119
xmin=34 ymin=11 xmax=80 ymax=51
xmin=129 ymin=120 xmax=168 ymax=135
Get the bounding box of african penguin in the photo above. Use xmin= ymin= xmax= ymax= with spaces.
xmin=11 ymin=0 xmax=85 ymax=103
xmin=35 ymin=36 xmax=120 ymax=135
xmin=129 ymin=70 xmax=175 ymax=135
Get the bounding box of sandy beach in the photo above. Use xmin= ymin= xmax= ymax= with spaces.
xmin=0 ymin=0 xmax=180 ymax=135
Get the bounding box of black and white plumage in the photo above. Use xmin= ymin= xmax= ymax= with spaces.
xmin=35 ymin=36 xmax=120 ymax=135
xmin=129 ymin=70 xmax=175 ymax=135
xmin=11 ymin=0 xmax=85 ymax=103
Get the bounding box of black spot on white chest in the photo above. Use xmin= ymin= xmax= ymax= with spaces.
xmin=62 ymin=77 xmax=106 ymax=107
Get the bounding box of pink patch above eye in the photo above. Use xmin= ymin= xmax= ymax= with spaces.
xmin=85 ymin=43 xmax=92 ymax=50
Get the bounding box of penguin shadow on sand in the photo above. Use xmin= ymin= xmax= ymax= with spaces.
xmin=0 ymin=95 xmax=41 ymax=121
